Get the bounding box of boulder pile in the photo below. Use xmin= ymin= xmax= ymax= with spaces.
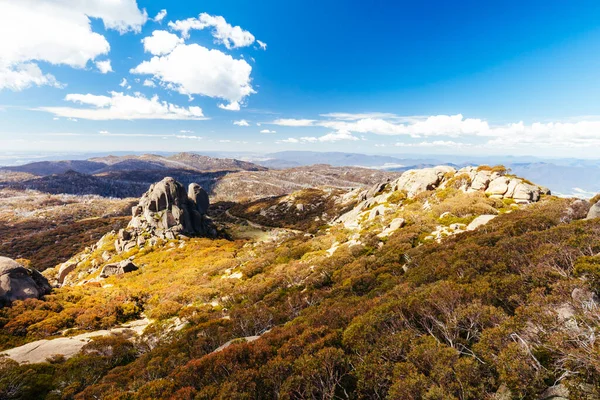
xmin=390 ymin=166 xmax=550 ymax=203
xmin=115 ymin=177 xmax=217 ymax=253
xmin=0 ymin=257 xmax=51 ymax=307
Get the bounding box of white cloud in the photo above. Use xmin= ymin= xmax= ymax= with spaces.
xmin=218 ymin=101 xmax=241 ymax=111
xmin=153 ymin=9 xmax=167 ymax=23
xmin=271 ymin=119 xmax=316 ymax=127
xmin=143 ymin=79 xmax=156 ymax=87
xmin=279 ymin=138 xmax=299 ymax=143
xmin=119 ymin=78 xmax=128 ymax=88
xmin=0 ymin=63 xmax=62 ymax=91
xmin=234 ymin=119 xmax=250 ymax=126
xmin=257 ymin=40 xmax=267 ymax=50
xmin=168 ymin=13 xmax=256 ymax=49
xmin=281 ymin=131 xmax=358 ymax=144
xmin=179 ymin=129 xmax=194 ymax=133
xmin=96 ymin=60 xmax=113 ymax=74
xmin=320 ymin=112 xmax=402 ymax=121
xmin=260 ymin=129 xmax=276 ymax=134
xmin=0 ymin=0 xmax=147 ymax=90
xmin=141 ymin=30 xmax=183 ymax=56
xmin=37 ymin=91 xmax=207 ymax=120
xmin=273 ymin=111 xmax=600 ymax=150
xmin=394 ymin=140 xmax=468 ymax=148
xmin=131 ymin=43 xmax=254 ymax=104
xmin=315 ymin=130 xmax=359 ymax=142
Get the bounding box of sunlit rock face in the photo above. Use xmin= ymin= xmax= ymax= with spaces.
xmin=115 ymin=177 xmax=217 ymax=253
xmin=0 ymin=257 xmax=51 ymax=307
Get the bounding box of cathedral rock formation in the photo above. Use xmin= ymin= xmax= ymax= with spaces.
xmin=115 ymin=177 xmax=217 ymax=253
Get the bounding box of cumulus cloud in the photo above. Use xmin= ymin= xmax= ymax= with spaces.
xmin=168 ymin=13 xmax=256 ymax=49
xmin=37 ymin=91 xmax=206 ymax=120
xmin=234 ymin=119 xmax=250 ymax=126
xmin=272 ymin=112 xmax=600 ymax=150
xmin=95 ymin=60 xmax=113 ymax=74
xmin=143 ymin=79 xmax=156 ymax=87
xmin=0 ymin=63 xmax=62 ymax=91
xmin=0 ymin=0 xmax=147 ymax=90
xmin=260 ymin=129 xmax=276 ymax=134
xmin=142 ymin=30 xmax=183 ymax=56
xmin=119 ymin=78 xmax=131 ymax=89
xmin=153 ymin=9 xmax=167 ymax=23
xmin=257 ymin=40 xmax=267 ymax=50
xmin=218 ymin=101 xmax=241 ymax=111
xmin=131 ymin=43 xmax=254 ymax=105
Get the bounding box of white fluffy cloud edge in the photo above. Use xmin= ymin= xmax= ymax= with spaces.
xmin=0 ymin=0 xmax=147 ymax=90
xmin=272 ymin=113 xmax=600 ymax=149
xmin=37 ymin=92 xmax=206 ymax=120
xmin=0 ymin=1 xmax=263 ymax=115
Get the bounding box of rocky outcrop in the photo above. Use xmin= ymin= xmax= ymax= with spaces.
xmin=586 ymin=200 xmax=600 ymax=220
xmin=0 ymin=257 xmax=51 ymax=307
xmin=115 ymin=178 xmax=217 ymax=253
xmin=455 ymin=166 xmax=550 ymax=203
xmin=100 ymin=259 xmax=138 ymax=278
xmin=387 ymin=165 xmax=550 ymax=203
xmin=391 ymin=166 xmax=455 ymax=198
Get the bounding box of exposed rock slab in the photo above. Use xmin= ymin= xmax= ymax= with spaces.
xmin=0 ymin=318 xmax=150 ymax=364
xmin=467 ymin=215 xmax=497 ymax=231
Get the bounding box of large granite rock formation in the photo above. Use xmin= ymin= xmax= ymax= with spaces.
xmin=0 ymin=257 xmax=51 ymax=307
xmin=115 ymin=177 xmax=217 ymax=253
xmin=386 ymin=165 xmax=550 ymax=203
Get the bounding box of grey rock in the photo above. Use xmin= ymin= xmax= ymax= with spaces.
xmin=467 ymin=215 xmax=497 ymax=231
xmin=485 ymin=177 xmax=509 ymax=196
xmin=392 ymin=166 xmax=455 ymax=198
xmin=0 ymin=257 xmax=51 ymax=307
xmin=100 ymin=260 xmax=139 ymax=278
xmin=115 ymin=178 xmax=217 ymax=253
xmin=564 ymin=199 xmax=590 ymax=221
xmin=188 ymin=183 xmax=210 ymax=215
xmin=586 ymin=200 xmax=600 ymax=220
xmin=512 ymin=182 xmax=541 ymax=202
xmin=57 ymin=261 xmax=77 ymax=284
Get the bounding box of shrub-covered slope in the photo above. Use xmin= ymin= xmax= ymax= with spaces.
xmin=1 ymin=170 xmax=599 ymax=399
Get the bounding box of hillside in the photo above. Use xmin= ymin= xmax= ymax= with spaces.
xmin=1 ymin=157 xmax=400 ymax=200
xmin=0 ymin=165 xmax=599 ymax=399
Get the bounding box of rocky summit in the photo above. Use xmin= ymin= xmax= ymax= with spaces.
xmin=115 ymin=177 xmax=217 ymax=253
xmin=0 ymin=257 xmax=51 ymax=307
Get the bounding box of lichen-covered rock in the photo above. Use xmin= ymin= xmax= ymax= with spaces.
xmin=100 ymin=259 xmax=139 ymax=278
xmin=0 ymin=257 xmax=51 ymax=307
xmin=115 ymin=177 xmax=217 ymax=253
xmin=391 ymin=166 xmax=455 ymax=198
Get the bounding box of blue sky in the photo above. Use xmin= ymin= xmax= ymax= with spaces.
xmin=2 ymin=0 xmax=600 ymax=156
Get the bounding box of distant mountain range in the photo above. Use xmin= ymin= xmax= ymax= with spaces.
xmin=2 ymin=151 xmax=600 ymax=198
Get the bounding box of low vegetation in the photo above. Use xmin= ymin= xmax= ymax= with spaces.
xmin=0 ymin=188 xmax=598 ymax=399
